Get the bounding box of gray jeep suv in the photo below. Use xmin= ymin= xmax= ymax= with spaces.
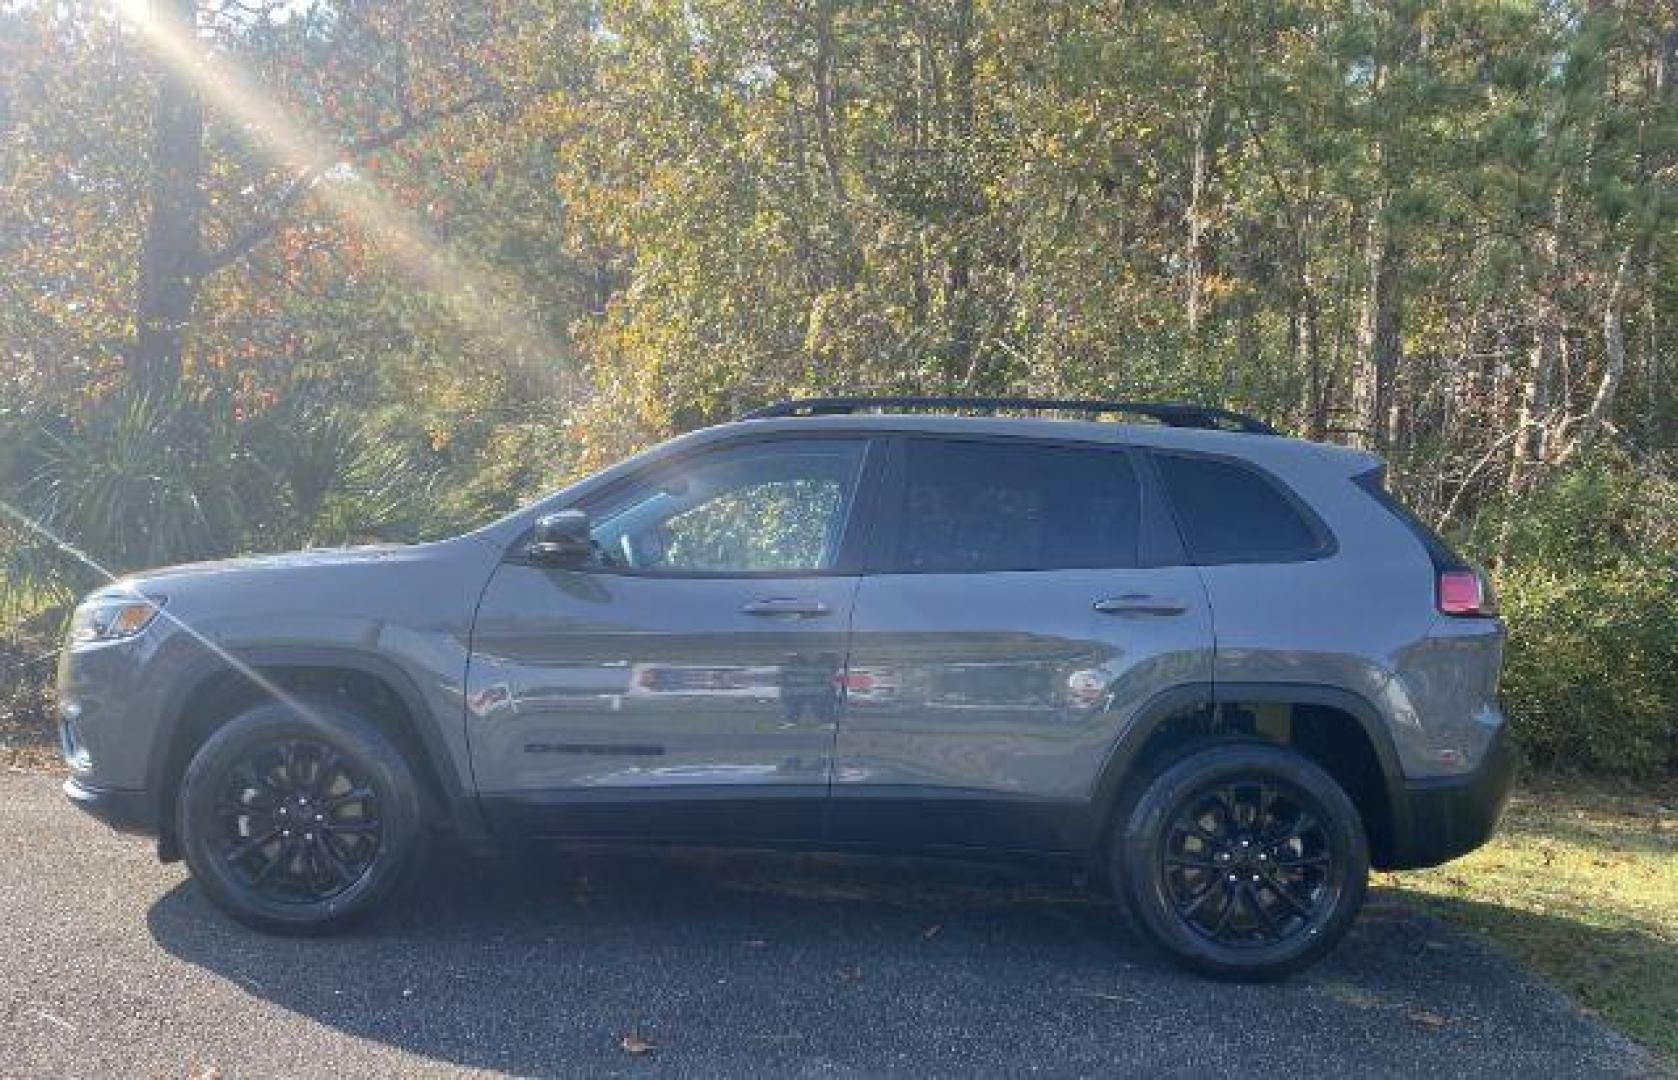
xmin=58 ymin=397 xmax=1514 ymax=978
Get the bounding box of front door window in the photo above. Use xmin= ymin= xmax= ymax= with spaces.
xmin=590 ymin=441 xmax=866 ymax=574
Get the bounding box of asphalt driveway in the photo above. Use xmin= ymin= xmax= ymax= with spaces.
xmin=0 ymin=771 xmax=1655 ymax=1077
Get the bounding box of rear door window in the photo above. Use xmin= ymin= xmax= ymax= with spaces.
xmin=1154 ymin=453 xmax=1328 ymax=564
xmin=890 ymin=439 xmax=1140 ymax=572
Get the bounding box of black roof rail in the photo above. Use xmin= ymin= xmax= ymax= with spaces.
xmin=738 ymin=396 xmax=1278 ymax=435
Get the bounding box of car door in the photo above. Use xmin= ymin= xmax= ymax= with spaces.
xmin=466 ymin=433 xmax=879 ymax=842
xmin=830 ymin=435 xmax=1213 ymax=850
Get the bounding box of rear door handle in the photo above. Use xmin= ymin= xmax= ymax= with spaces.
xmin=1093 ymin=594 xmax=1187 ymax=617
xmin=740 ymin=597 xmax=832 ymax=618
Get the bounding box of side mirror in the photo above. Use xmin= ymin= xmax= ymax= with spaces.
xmin=529 ymin=510 xmax=594 ymax=567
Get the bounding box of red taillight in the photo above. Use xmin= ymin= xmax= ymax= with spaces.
xmin=1438 ymin=569 xmax=1496 ymax=617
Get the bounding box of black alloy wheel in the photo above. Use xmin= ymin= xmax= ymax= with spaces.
xmin=1113 ymin=741 xmax=1369 ymax=979
xmin=214 ymin=738 xmax=383 ymax=904
xmin=1159 ymin=778 xmax=1333 ymax=948
xmin=178 ymin=699 xmax=426 ymax=934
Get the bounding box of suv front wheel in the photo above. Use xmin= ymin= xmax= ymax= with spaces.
xmin=1112 ymin=742 xmax=1369 ymax=979
xmin=176 ymin=698 xmax=427 ymax=934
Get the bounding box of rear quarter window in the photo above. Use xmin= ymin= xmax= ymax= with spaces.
xmin=1154 ymin=452 xmax=1331 ymax=564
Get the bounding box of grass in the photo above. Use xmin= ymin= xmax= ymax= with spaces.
xmin=1391 ymin=772 xmax=1678 ymax=1066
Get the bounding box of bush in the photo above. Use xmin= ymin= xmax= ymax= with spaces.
xmin=1476 ymin=455 xmax=1678 ymax=776
xmin=1 ymin=386 xmax=443 ymax=604
xmin=1498 ymin=563 xmax=1678 ymax=774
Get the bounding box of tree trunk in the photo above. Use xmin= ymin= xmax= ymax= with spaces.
xmin=1185 ymin=81 xmax=1217 ymax=339
xmin=941 ymin=0 xmax=980 ymax=388
xmin=129 ymin=0 xmax=204 ymax=394
xmin=1507 ymin=205 xmax=1563 ymax=495
xmin=1642 ymin=26 xmax=1673 ymax=440
xmin=1353 ymin=198 xmax=1403 ymax=452
xmin=1646 ymin=259 xmax=1662 ymax=439
xmin=1557 ymin=243 xmax=1633 ymax=462
xmin=811 ymin=0 xmax=847 ymax=210
xmin=1295 ymin=264 xmax=1327 ymax=441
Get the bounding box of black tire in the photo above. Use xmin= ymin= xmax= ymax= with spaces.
xmin=177 ymin=697 xmax=427 ymax=935
xmin=1111 ymin=742 xmax=1368 ymax=980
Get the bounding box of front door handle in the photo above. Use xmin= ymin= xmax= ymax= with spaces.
xmin=1093 ymin=594 xmax=1188 ymax=617
xmin=740 ymin=597 xmax=832 ymax=618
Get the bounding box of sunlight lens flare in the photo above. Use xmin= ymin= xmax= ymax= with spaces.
xmin=112 ymin=0 xmax=154 ymax=29
xmin=124 ymin=0 xmax=568 ymax=374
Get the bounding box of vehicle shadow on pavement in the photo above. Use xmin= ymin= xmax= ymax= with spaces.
xmin=145 ymin=847 xmax=1648 ymax=1076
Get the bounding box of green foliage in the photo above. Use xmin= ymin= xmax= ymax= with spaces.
xmin=252 ymin=396 xmax=442 ymax=549
xmin=1499 ymin=564 xmax=1678 ymax=774
xmin=1481 ymin=457 xmax=1678 ymax=775
xmin=16 ymin=394 xmax=249 ymax=586
xmin=0 ymin=388 xmax=443 ymax=604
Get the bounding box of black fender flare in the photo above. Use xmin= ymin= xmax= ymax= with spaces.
xmin=146 ymin=644 xmax=485 ymax=847
xmin=1081 ymin=681 xmax=1411 ymax=859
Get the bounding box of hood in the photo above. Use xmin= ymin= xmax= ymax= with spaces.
xmin=108 ymin=543 xmax=422 ymax=594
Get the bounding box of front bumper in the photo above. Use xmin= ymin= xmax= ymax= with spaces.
xmin=1381 ymin=724 xmax=1517 ymax=870
xmin=62 ymin=776 xmax=159 ymax=838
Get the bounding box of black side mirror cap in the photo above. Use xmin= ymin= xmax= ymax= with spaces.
xmin=529 ymin=510 xmax=593 ymax=567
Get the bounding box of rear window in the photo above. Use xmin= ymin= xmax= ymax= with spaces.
xmin=893 ymin=439 xmax=1140 ymax=572
xmin=1155 ymin=453 xmax=1327 ymax=564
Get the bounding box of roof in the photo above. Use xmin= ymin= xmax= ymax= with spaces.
xmin=726 ymin=413 xmax=1382 ymax=475
xmin=740 ymin=396 xmax=1275 ymax=434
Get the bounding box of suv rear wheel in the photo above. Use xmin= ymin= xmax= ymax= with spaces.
xmin=176 ymin=698 xmax=426 ymax=934
xmin=1112 ymin=742 xmax=1368 ymax=979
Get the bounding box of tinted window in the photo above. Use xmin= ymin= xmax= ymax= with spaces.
xmin=1155 ymin=454 xmax=1324 ymax=563
xmin=893 ymin=440 xmax=1140 ymax=572
xmin=590 ymin=440 xmax=865 ymax=573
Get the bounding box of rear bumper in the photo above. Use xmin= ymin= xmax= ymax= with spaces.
xmin=1381 ymin=725 xmax=1516 ymax=870
xmin=63 ymin=776 xmax=159 ymax=838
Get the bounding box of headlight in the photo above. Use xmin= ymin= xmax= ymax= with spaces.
xmin=69 ymin=594 xmax=166 ymax=644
